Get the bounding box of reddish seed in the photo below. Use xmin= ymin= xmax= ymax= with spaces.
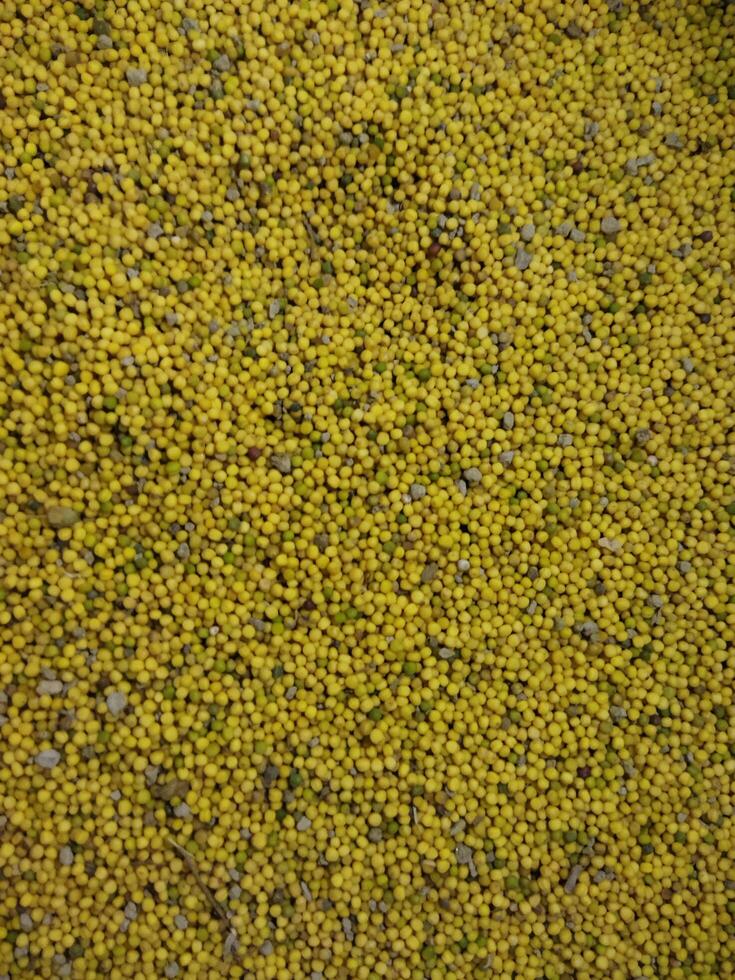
xmin=427 ymin=242 xmax=441 ymax=258
xmin=247 ymin=447 xmax=262 ymax=460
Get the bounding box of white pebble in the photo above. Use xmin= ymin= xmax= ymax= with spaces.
xmin=35 ymin=749 xmax=61 ymax=769
xmin=106 ymin=691 xmax=127 ymax=716
xmin=514 ymin=246 xmax=532 ymax=271
xmin=126 ymin=67 xmax=148 ymax=86
xmin=601 ymin=215 xmax=621 ymax=236
xmin=37 ymin=680 xmax=63 ymax=696
xmin=59 ymin=846 xmax=74 ymax=866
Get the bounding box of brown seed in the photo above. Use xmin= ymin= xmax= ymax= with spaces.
xmin=427 ymin=242 xmax=441 ymax=258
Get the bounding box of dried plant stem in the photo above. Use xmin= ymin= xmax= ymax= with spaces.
xmin=168 ymin=837 xmax=240 ymax=960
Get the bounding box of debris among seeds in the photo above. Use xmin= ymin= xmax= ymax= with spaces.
xmin=105 ymin=691 xmax=127 ymax=716
xmin=269 ymin=453 xmax=292 ymax=475
xmin=46 ymin=506 xmax=81 ymax=529
xmin=514 ymin=246 xmax=532 ymax=271
xmin=126 ymin=67 xmax=148 ymax=86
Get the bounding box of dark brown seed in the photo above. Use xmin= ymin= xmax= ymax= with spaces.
xmin=427 ymin=242 xmax=441 ymax=258
xmin=247 ymin=446 xmax=262 ymax=460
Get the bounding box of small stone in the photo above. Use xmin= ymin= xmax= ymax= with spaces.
xmin=438 ymin=647 xmax=455 ymax=660
xmin=677 ymin=560 xmax=692 ymax=574
xmin=296 ymin=816 xmax=312 ymax=831
xmin=455 ymin=844 xmax=473 ymax=865
xmin=269 ymin=299 xmax=281 ymax=318
xmin=421 ymin=562 xmax=438 ymax=584
xmin=270 ymin=453 xmax=292 ymax=475
xmin=599 ymin=536 xmax=622 ymax=553
xmin=569 ymin=227 xmax=585 ymax=243
xmin=665 ymin=132 xmax=684 ymax=149
xmin=148 ymin=222 xmax=163 ymax=239
xmin=520 ymin=223 xmax=535 ymax=242
xmin=106 ymin=692 xmax=127 ymax=716
xmin=601 ymin=215 xmax=621 ymax=236
xmin=593 ymin=868 xmax=615 ymax=884
xmin=342 ymin=917 xmax=355 ymax=941
xmin=463 ymin=467 xmax=482 ymax=485
xmin=300 ymin=880 xmax=313 ymax=901
xmin=558 ymin=433 xmax=573 ymax=447
xmin=580 ymin=621 xmax=598 ymax=639
xmin=409 ymin=483 xmax=426 ymax=500
xmin=36 ymin=749 xmax=61 ymax=769
xmin=367 ymin=827 xmax=383 ymax=843
xmin=457 ymin=559 xmax=470 ymax=573
xmin=37 ymin=680 xmax=63 ymax=696
xmin=124 ymin=902 xmax=138 ymax=920
xmin=46 ymin=506 xmax=81 ymax=529
xmin=59 ymin=846 xmax=74 ymax=866
xmin=260 ymin=941 xmax=274 ymax=956
xmin=502 ymin=411 xmax=515 ymax=430
xmin=144 ymin=765 xmax=160 ymax=785
xmin=97 ymin=35 xmax=113 ymax=50
xmin=164 ymin=965 xmax=180 ymax=979
xmin=173 ymin=914 xmax=188 ymax=930
xmin=262 ymin=763 xmax=279 ymax=789
xmin=565 ymin=864 xmax=583 ymax=894
xmin=213 ymin=54 xmax=231 ymax=72
xmin=681 ymin=357 xmax=694 ymax=374
xmin=652 ymin=100 xmax=662 ymax=117
xmin=514 ymin=246 xmax=532 ymax=271
xmin=126 ymin=67 xmax=148 ymax=86
xmin=584 ymin=120 xmax=600 ymax=140
xmin=499 ymin=449 xmax=515 ymax=465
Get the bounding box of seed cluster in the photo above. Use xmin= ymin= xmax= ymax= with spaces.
xmin=1 ymin=0 xmax=734 ymax=978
